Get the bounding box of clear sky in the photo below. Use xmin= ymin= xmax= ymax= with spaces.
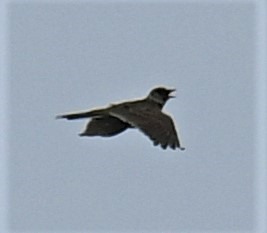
xmin=2 ymin=1 xmax=266 ymax=233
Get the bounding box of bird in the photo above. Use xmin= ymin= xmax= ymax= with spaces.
xmin=56 ymin=87 xmax=185 ymax=150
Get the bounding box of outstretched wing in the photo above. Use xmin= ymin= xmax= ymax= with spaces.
xmin=80 ymin=116 xmax=130 ymax=137
xmin=110 ymin=107 xmax=184 ymax=150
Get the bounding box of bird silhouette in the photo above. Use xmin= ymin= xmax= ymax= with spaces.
xmin=56 ymin=87 xmax=185 ymax=150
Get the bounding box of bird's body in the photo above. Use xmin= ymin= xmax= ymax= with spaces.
xmin=57 ymin=87 xmax=185 ymax=150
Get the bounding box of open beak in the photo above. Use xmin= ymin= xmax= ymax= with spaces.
xmin=168 ymin=89 xmax=176 ymax=98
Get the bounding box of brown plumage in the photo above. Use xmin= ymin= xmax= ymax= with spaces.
xmin=56 ymin=87 xmax=185 ymax=150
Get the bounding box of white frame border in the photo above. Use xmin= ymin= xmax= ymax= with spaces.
xmin=0 ymin=1 xmax=266 ymax=232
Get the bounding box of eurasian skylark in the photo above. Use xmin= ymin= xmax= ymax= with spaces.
xmin=57 ymin=87 xmax=185 ymax=150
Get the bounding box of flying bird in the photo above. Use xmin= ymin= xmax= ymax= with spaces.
xmin=56 ymin=87 xmax=185 ymax=150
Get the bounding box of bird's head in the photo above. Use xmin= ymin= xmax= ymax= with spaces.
xmin=147 ymin=87 xmax=176 ymax=107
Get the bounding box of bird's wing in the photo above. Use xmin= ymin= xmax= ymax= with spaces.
xmin=110 ymin=107 xmax=184 ymax=150
xmin=79 ymin=116 xmax=130 ymax=137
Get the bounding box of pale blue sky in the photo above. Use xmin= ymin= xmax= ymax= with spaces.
xmin=1 ymin=1 xmax=267 ymax=233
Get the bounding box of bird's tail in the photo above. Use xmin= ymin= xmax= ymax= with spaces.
xmin=56 ymin=109 xmax=107 ymax=120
